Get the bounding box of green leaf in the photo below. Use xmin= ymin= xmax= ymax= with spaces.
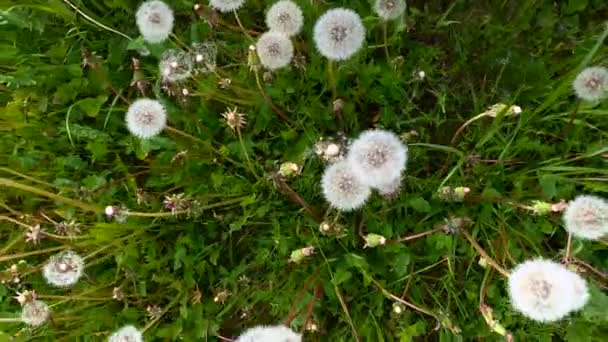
xmin=409 ymin=197 xmax=431 ymax=213
xmin=77 ymin=96 xmax=108 ymax=117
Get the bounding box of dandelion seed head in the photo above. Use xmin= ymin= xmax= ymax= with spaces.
xmin=313 ymin=8 xmax=365 ymax=61
xmin=125 ymin=98 xmax=167 ymax=139
xmin=255 ymin=32 xmax=294 ymax=70
xmin=21 ymin=300 xmax=50 ymax=327
xmin=136 ymin=1 xmax=174 ymax=43
xmin=322 ymin=159 xmax=371 ymax=211
xmin=235 ymin=325 xmax=301 ymax=342
xmin=508 ymin=259 xmax=589 ymax=322
xmin=265 ymin=0 xmax=304 ymax=37
xmin=347 ymin=129 xmax=408 ymax=187
xmin=373 ymin=0 xmax=407 ymax=20
xmin=108 ymin=325 xmax=143 ymax=342
xmin=192 ymin=42 xmax=217 ymax=73
xmin=43 ymin=250 xmax=84 ymax=287
xmin=573 ymin=66 xmax=608 ymax=101
xmin=563 ymin=195 xmax=608 ymax=240
xmin=159 ymin=49 xmax=193 ymax=83
xmin=209 ymin=0 xmax=246 ymax=13
xmin=221 ymin=107 xmax=247 ymax=131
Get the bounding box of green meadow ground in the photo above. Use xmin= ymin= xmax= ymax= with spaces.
xmin=1 ymin=0 xmax=608 ymax=340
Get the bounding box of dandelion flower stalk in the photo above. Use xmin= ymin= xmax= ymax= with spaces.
xmin=459 ymin=227 xmax=510 ymax=277
xmin=328 ymin=60 xmax=337 ymax=99
xmin=383 ymin=21 xmax=390 ymax=59
xmin=234 ymin=10 xmax=253 ymax=42
xmin=236 ymin=125 xmax=260 ymax=180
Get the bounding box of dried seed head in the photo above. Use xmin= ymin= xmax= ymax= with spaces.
xmin=136 ymin=1 xmax=174 ymax=43
xmin=21 ymin=300 xmax=50 ymax=327
xmin=373 ymin=0 xmax=407 ymax=20
xmin=313 ymin=8 xmax=366 ymax=61
xmin=125 ymin=98 xmax=167 ymax=139
xmin=256 ymin=31 xmax=294 ymax=70
xmin=508 ymin=259 xmax=589 ymax=322
xmin=221 ymin=107 xmax=248 ymax=132
xmin=108 ymin=325 xmax=143 ymax=342
xmin=321 ymin=160 xmax=371 ymax=211
xmin=573 ymin=66 xmax=608 ymax=101
xmin=235 ymin=325 xmax=302 ymax=342
xmin=563 ymin=195 xmax=608 ymax=240
xmin=43 ymin=250 xmax=84 ymax=287
xmin=265 ymin=0 xmax=304 ymax=37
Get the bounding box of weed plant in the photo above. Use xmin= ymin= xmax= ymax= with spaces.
xmin=1 ymin=0 xmax=607 ymax=341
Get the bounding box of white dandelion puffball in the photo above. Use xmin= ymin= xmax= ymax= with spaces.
xmin=322 ymin=159 xmax=371 ymax=211
xmin=313 ymin=8 xmax=366 ymax=61
xmin=256 ymin=32 xmax=294 ymax=70
xmin=573 ymin=66 xmax=608 ymax=101
xmin=209 ymin=0 xmax=246 ymax=13
xmin=265 ymin=0 xmax=304 ymax=37
xmin=346 ymin=129 xmax=408 ymax=188
xmin=125 ymin=99 xmax=167 ymax=139
xmin=108 ymin=325 xmax=143 ymax=342
xmin=21 ymin=300 xmax=50 ymax=327
xmin=159 ymin=49 xmax=193 ymax=83
xmin=508 ymin=259 xmax=589 ymax=322
xmin=235 ymin=325 xmax=301 ymax=342
xmin=374 ymin=0 xmax=407 ymax=20
xmin=43 ymin=250 xmax=84 ymax=287
xmin=136 ymin=1 xmax=174 ymax=43
xmin=375 ymin=176 xmax=401 ymax=196
xmin=563 ymin=195 xmax=608 ymax=240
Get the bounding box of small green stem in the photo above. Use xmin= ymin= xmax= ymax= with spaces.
xmin=126 ymin=196 xmax=250 ymax=218
xmin=62 ymin=0 xmax=132 ymax=40
xmin=0 ymin=178 xmax=103 ymax=214
xmin=459 ymin=227 xmax=511 ymax=277
xmin=0 ymin=245 xmax=70 ymax=263
xmin=0 ymin=167 xmax=57 ymax=189
xmin=328 ymin=60 xmax=337 ymax=100
xmin=383 ymin=21 xmax=390 ymax=60
xmin=236 ymin=127 xmax=260 ymax=179
xmin=233 ymin=11 xmax=253 ymax=42
xmin=253 ymin=70 xmax=289 ymax=121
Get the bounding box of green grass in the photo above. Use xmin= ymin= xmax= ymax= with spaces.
xmin=1 ymin=0 xmax=608 ymax=340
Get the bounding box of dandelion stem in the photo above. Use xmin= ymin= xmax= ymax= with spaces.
xmin=170 ymin=33 xmax=191 ymax=52
xmin=387 ymin=226 xmax=444 ymax=244
xmin=233 ymin=11 xmax=254 ymax=42
xmin=458 ymin=227 xmax=511 ymax=277
xmin=327 ymin=60 xmax=337 ymax=100
xmin=0 ymin=167 xmax=57 ymax=189
xmin=563 ymin=233 xmax=573 ymax=264
xmin=0 ymin=215 xmax=31 ymax=229
xmin=38 ymin=294 xmax=109 ymax=301
xmin=126 ymin=196 xmax=250 ymax=218
xmin=253 ymin=70 xmax=289 ymax=121
xmin=0 ymin=178 xmax=103 ymax=214
xmin=383 ymin=21 xmax=390 ymax=60
xmin=369 ymin=277 xmax=438 ymax=319
xmin=559 ymin=99 xmax=581 ymax=139
xmin=143 ymin=291 xmax=182 ymax=332
xmin=0 ymin=318 xmax=20 ymax=323
xmin=236 ymin=126 xmax=261 ymax=179
xmin=62 ymin=0 xmax=132 ymax=41
xmin=0 ymin=245 xmax=70 ymax=263
xmin=270 ymin=173 xmax=322 ymax=223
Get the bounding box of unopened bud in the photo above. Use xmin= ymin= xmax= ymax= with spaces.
xmin=392 ymin=302 xmax=405 ymax=315
xmin=278 ymin=162 xmax=300 ymax=178
xmin=529 ymin=201 xmax=552 ymax=216
xmin=363 ymin=234 xmax=386 ymax=248
xmin=332 ymin=98 xmax=344 ymax=113
xmin=289 ymin=246 xmax=315 ymax=263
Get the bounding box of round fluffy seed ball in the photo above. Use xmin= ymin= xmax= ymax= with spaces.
xmin=373 ymin=0 xmax=407 ymax=20
xmin=43 ymin=250 xmax=84 ymax=287
xmin=256 ymin=32 xmax=294 ymax=70
xmin=346 ymin=129 xmax=408 ymax=187
xmin=108 ymin=325 xmax=143 ymax=342
xmin=235 ymin=325 xmax=301 ymax=342
xmin=209 ymin=0 xmax=246 ymax=13
xmin=313 ymin=8 xmax=365 ymax=61
xmin=563 ymin=195 xmax=608 ymax=240
xmin=125 ymin=99 xmax=167 ymax=139
xmin=136 ymin=1 xmax=174 ymax=43
xmin=508 ymin=259 xmax=589 ymax=322
xmin=21 ymin=300 xmax=50 ymax=327
xmin=573 ymin=66 xmax=608 ymax=101
xmin=322 ymin=159 xmax=371 ymax=211
xmin=265 ymin=0 xmax=304 ymax=37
